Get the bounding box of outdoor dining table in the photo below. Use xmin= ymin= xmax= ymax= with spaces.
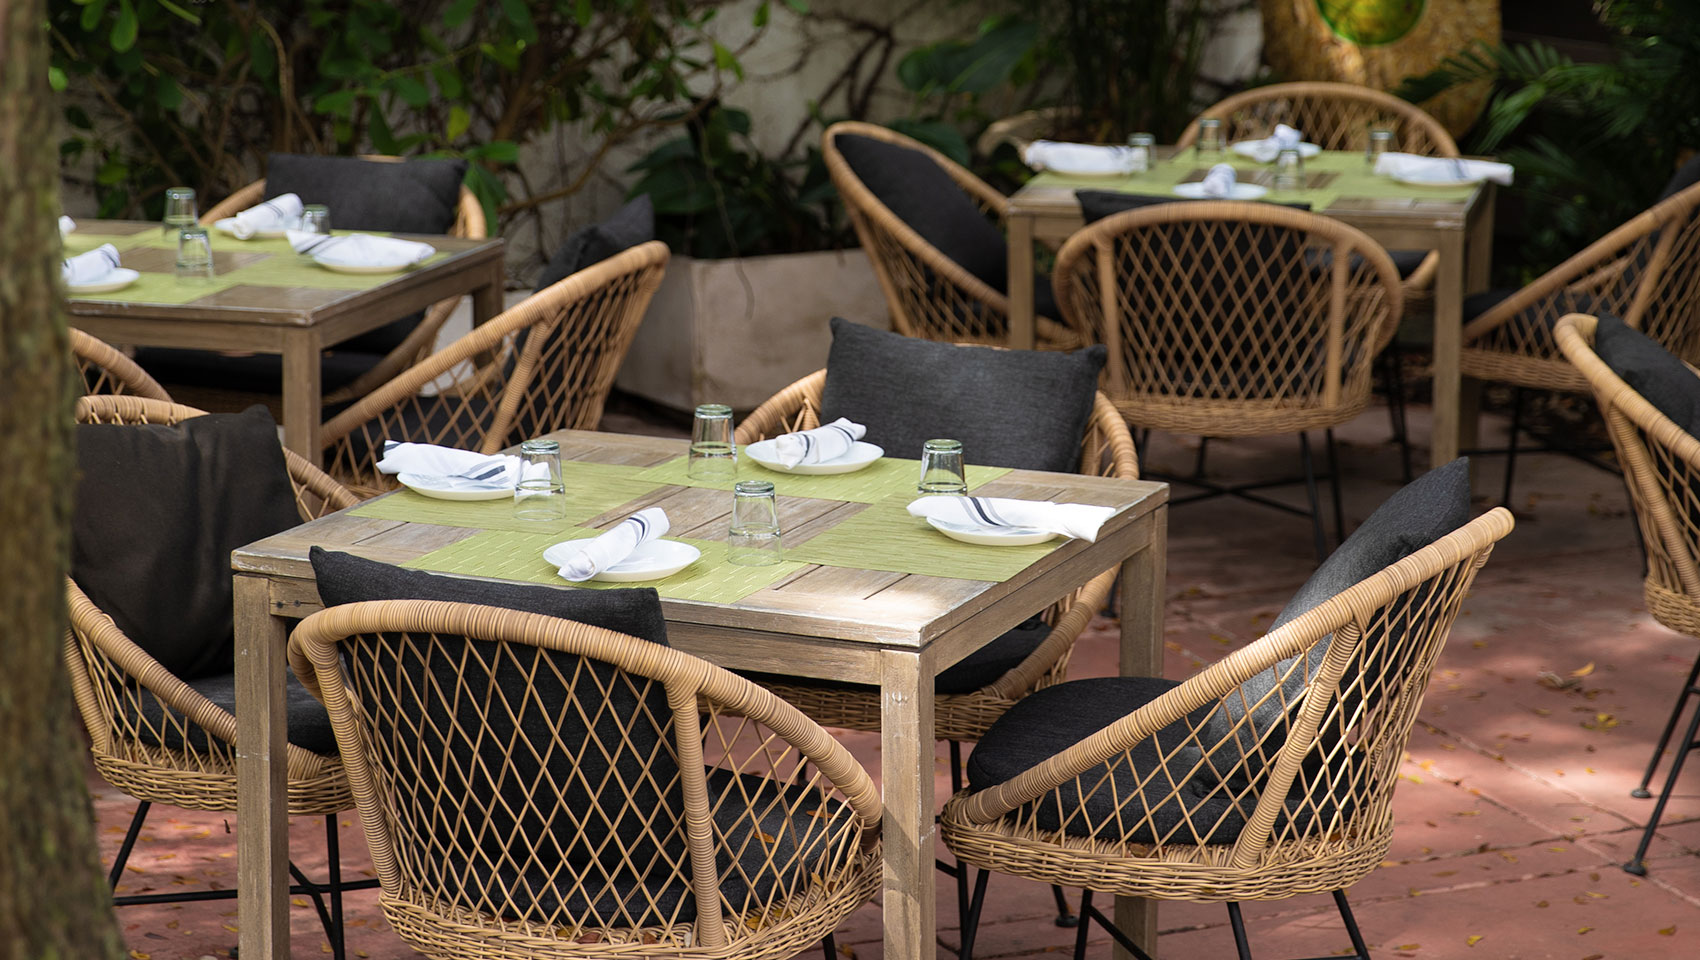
xmin=232 ymin=428 xmax=1169 ymax=960
xmin=63 ymin=219 xmax=505 ymax=467
xmin=1005 ymin=147 xmax=1497 ymax=469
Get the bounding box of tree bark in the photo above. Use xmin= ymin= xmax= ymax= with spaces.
xmin=0 ymin=0 xmax=127 ymax=956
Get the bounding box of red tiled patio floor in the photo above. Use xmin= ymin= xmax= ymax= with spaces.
xmin=92 ymin=400 xmax=1700 ymax=958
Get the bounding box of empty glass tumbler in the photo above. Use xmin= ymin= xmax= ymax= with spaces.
xmin=688 ymin=403 xmax=737 ymax=481
xmin=1366 ymin=128 xmax=1394 ymax=165
xmin=917 ymin=439 xmax=968 ymax=495
xmin=1126 ymin=132 xmax=1156 ymax=173
xmin=299 ymin=204 xmax=332 ymax=235
xmin=162 ymin=186 xmax=197 ymax=238
xmin=514 ymin=439 xmax=567 ymax=520
xmin=175 ymin=227 xmax=215 ymax=283
xmin=1274 ymin=148 xmax=1305 ymax=191
xmin=728 ymin=480 xmax=782 ymax=566
xmin=1195 ymin=118 xmax=1225 ymax=159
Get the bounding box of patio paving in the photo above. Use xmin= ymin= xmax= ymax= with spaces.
xmin=90 ymin=397 xmax=1700 ymax=959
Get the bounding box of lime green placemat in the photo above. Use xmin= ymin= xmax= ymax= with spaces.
xmin=632 ymin=455 xmax=1009 ymax=504
xmin=1027 ymin=149 xmax=1479 ymax=213
xmin=784 ymin=496 xmax=1061 ymax=582
xmin=75 ymin=271 xmax=247 ymax=305
xmin=350 ymin=463 xmax=662 ymax=533
xmin=403 ymin=528 xmax=805 ymax=604
xmin=63 ymin=231 xmax=158 ymax=256
xmin=110 ymin=231 xmax=451 ymax=292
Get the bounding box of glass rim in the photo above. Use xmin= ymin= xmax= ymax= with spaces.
xmin=520 ymin=438 xmax=561 ymax=452
xmin=733 ymin=479 xmax=775 ymax=495
xmin=922 ymin=438 xmax=963 ymax=451
xmin=165 ymin=186 xmax=196 ymax=198
xmin=176 ymin=226 xmax=210 ymax=238
xmin=694 ymin=403 xmax=733 ymax=417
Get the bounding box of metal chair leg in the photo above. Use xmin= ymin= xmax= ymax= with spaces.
xmin=1333 ymin=890 xmax=1372 ymax=960
xmin=1191 ymin=437 xmax=1210 ymax=480
xmin=325 ymin=815 xmax=346 ymax=960
xmin=960 ymin=868 xmax=991 ymax=960
xmin=1501 ymin=387 xmax=1524 ymax=508
xmin=1325 ymin=428 xmax=1345 ymax=548
xmin=822 ymin=932 xmax=837 ymax=960
xmin=1385 ymin=340 xmax=1413 ymax=483
xmin=1072 ymin=888 xmax=1095 ymax=960
xmin=108 ymin=801 xmax=151 ymax=891
xmin=1625 ymin=671 xmax=1700 ymax=875
xmin=1633 ymin=648 xmax=1700 ymax=798
xmin=1051 ymin=882 xmax=1078 ymax=927
xmin=1227 ymin=902 xmax=1255 ymax=960
xmin=1299 ymin=432 xmax=1327 ymax=563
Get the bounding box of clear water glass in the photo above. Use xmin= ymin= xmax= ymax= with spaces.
xmin=1366 ymin=128 xmax=1394 ymax=165
xmin=299 ymin=204 xmax=331 ymax=235
xmin=728 ymin=479 xmax=781 ymax=566
xmin=162 ymin=186 xmax=197 ymax=238
xmin=1274 ymin=148 xmax=1305 ymax=192
xmin=1196 ymin=118 xmax=1225 ymax=159
xmin=688 ymin=403 xmax=737 ymax=481
xmin=514 ymin=439 xmax=567 ymax=521
xmin=917 ymin=439 xmax=968 ymax=495
xmin=1126 ymin=132 xmax=1156 ymax=173
xmin=174 ymin=227 xmax=215 ymax=283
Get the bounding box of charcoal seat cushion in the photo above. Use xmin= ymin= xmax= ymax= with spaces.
xmin=536 ymin=196 xmax=655 ymax=292
xmin=819 ymin=317 xmax=1106 ymax=472
xmin=131 ymin=669 xmax=337 ymax=756
xmin=72 ymin=406 xmax=304 ymax=681
xmin=1594 ymin=312 xmax=1700 ymax=436
xmin=746 ymin=615 xmax=1052 ymax=696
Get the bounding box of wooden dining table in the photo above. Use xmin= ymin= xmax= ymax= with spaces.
xmin=232 ymin=428 xmax=1169 ymax=960
xmin=63 ymin=219 xmax=505 ymax=466
xmin=1005 ymin=148 xmax=1497 ymax=468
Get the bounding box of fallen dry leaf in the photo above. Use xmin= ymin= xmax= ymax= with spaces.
xmin=1570 ymin=662 xmax=1596 ymax=677
xmin=1577 ymin=926 xmax=1594 ymax=935
xmin=1465 ymin=935 xmax=1483 ymax=947
xmin=1393 ymin=945 xmax=1420 ymax=952
xmin=1659 ymin=926 xmax=1677 ymax=936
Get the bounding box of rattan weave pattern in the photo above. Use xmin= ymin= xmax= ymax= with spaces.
xmin=1176 ymin=82 xmax=1460 ymax=158
xmin=71 ymin=327 xmax=172 ymax=402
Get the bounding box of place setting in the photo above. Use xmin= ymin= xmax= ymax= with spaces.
xmin=61 ymin=243 xmax=140 ymax=295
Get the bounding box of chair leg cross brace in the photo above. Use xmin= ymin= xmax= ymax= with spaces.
xmin=1625 ymin=657 xmax=1700 ymax=875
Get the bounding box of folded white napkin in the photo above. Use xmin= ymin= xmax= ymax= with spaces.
xmin=1022 ymin=140 xmax=1139 ymax=175
xmin=62 ymin=244 xmax=121 ymax=286
xmin=287 ymin=230 xmax=434 ymax=266
xmin=1200 ymin=163 xmax=1237 ymax=198
xmin=220 ymin=192 xmax=303 ymax=239
xmin=908 ymin=495 xmax=1118 ymax=542
xmin=1245 ymin=124 xmax=1303 ymax=163
xmin=59 ymin=216 xmax=76 ymax=237
xmin=773 ymin=418 xmax=865 ymax=468
xmin=557 ymin=508 xmax=670 ymax=582
xmin=1374 ymin=152 xmax=1513 ymax=186
xmin=377 ymin=441 xmax=520 ymax=490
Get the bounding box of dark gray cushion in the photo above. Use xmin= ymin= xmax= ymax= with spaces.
xmin=1658 ymin=153 xmax=1700 ymax=203
xmin=1594 ymin=312 xmax=1700 ymax=436
xmin=72 ymin=406 xmax=303 ymax=681
xmin=536 ymin=196 xmax=655 ymax=292
xmin=264 ymin=153 xmax=468 ymax=236
xmin=132 ymin=669 xmax=337 ymax=756
xmin=819 ymin=317 xmax=1105 ymax=472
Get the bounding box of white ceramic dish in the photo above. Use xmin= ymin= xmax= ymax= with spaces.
xmin=926 ymin=518 xmax=1057 ymax=547
xmin=213 ymin=218 xmax=291 ymax=239
xmin=314 ymin=255 xmax=428 ymax=275
xmin=745 ymin=439 xmax=885 ymax=475
xmin=1172 ymin=182 xmax=1269 ymax=200
xmin=1229 ymin=140 xmax=1322 ymax=161
xmin=397 ymin=472 xmax=513 ymax=501
xmin=1392 ymin=170 xmax=1487 ymax=188
xmin=67 ymin=268 xmax=141 ymax=295
xmin=543 ymin=538 xmax=701 ymax=583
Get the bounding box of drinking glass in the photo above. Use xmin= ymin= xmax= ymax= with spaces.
xmin=299 ymin=204 xmax=331 ymax=235
xmin=688 ymin=403 xmax=737 ymax=481
xmin=1273 ymin=148 xmax=1305 ymax=192
xmin=917 ymin=439 xmax=968 ymax=495
xmin=1126 ymin=132 xmax=1156 ymax=174
xmin=1196 ymin=118 xmax=1225 ymax=159
xmin=728 ymin=480 xmax=782 ymax=566
xmin=1366 ymin=127 xmax=1394 ymax=166
xmin=514 ymin=439 xmax=567 ymax=520
xmin=174 ymin=227 xmax=215 ymax=283
xmin=162 ymin=187 xmax=198 ymax=238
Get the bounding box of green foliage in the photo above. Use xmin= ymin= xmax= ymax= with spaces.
xmin=1394 ymin=1 xmax=1700 ymax=277
xmin=891 ymin=16 xmax=1039 ymax=164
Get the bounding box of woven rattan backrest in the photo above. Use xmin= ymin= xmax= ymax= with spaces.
xmin=70 ymin=328 xmax=171 ymax=401
xmin=1177 ymin=82 xmax=1459 ymax=157
xmin=1053 ymin=202 xmax=1401 ymax=412
xmin=290 ymin=600 xmax=880 ymax=950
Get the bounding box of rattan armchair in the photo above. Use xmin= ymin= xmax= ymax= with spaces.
xmin=941 ymin=507 xmax=1514 ymax=960
xmin=321 ymin=240 xmax=669 ymax=497
xmin=1555 ymin=313 xmax=1700 ymax=875
xmin=288 ymin=598 xmax=883 ymax=960
xmin=71 ymin=327 xmax=170 ymax=401
xmin=64 ymin=395 xmax=367 ymax=956
xmin=1052 ymin=201 xmax=1403 ymax=559
xmin=822 ymin=121 xmax=1083 ymax=349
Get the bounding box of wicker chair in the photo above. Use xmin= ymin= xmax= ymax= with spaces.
xmin=822 ymin=121 xmax=1083 ymax=349
xmin=196 ymin=161 xmax=488 ymax=405
xmin=1052 ymin=201 xmax=1403 ymax=559
xmin=70 ymin=327 xmax=170 ymax=401
xmin=1555 ymin=313 xmax=1700 ymax=875
xmin=941 ymin=507 xmax=1514 ymax=960
xmin=320 ymin=240 xmax=669 ymax=498
xmin=288 ymin=598 xmax=883 ymax=960
xmin=64 ymin=395 xmax=368 ymax=956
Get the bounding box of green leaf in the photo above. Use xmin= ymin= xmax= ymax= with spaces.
xmin=368 ymin=108 xmax=399 ymax=154
xmin=433 ymin=64 xmax=464 ymax=99
xmin=468 ymin=139 xmax=519 ymax=164
xmin=96 ymin=159 xmax=129 ymax=186
xmin=442 ymin=0 xmax=476 ymax=28
xmin=48 ymin=66 xmax=67 ymax=92
xmin=447 ymin=105 xmax=471 ymax=141
xmin=313 ymin=89 xmax=358 ymax=117
xmin=753 ymin=1 xmax=769 ymax=27
xmin=110 ymin=0 xmax=138 ymax=52
xmin=249 ymin=30 xmax=277 ymax=81
xmin=498 ymin=0 xmax=536 ymax=39
xmin=886 ymin=119 xmax=970 ymax=165
xmin=781 ymin=0 xmax=809 ymax=12
xmin=80 ymin=0 xmax=106 ymax=34
xmin=153 ymin=0 xmax=202 ymax=25
xmin=712 ymin=41 xmax=743 ymax=80
xmin=463 ymin=163 xmax=507 ymax=228
xmin=574 ymin=0 xmax=592 ymax=26
xmin=389 ymin=74 xmax=431 ymax=107
xmin=154 ymin=75 xmax=182 ymax=110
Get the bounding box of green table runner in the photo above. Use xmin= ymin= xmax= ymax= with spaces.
xmin=633 ymin=455 xmax=1009 ymax=504
xmin=403 ymin=528 xmax=805 ymax=604
xmin=784 ymin=496 xmax=1062 ymax=582
xmin=1027 ymin=149 xmax=1480 ymax=213
xmin=350 ymin=462 xmax=662 ymax=534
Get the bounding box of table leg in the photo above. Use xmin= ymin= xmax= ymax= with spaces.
xmin=281 ymin=332 xmax=324 ymax=468
xmin=880 ymin=648 xmax=937 ymax=960
xmin=472 ymin=257 xmax=505 ymax=327
xmin=1429 ymin=233 xmax=1467 ymax=468
xmin=1114 ymin=506 xmax=1167 ymax=959
xmin=236 ymin=574 xmax=289 ymax=960
xmin=1007 ymin=214 xmax=1037 ymax=350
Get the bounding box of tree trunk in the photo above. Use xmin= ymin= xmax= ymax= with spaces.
xmin=0 ymin=1 xmax=127 ymax=956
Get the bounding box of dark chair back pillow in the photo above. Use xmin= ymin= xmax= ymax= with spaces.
xmin=536 ymin=196 xmax=655 ymax=293
xmin=264 ymin=153 xmax=468 ymax=236
xmin=72 ymin=406 xmax=303 ymax=680
xmin=818 ymin=318 xmax=1106 ymax=473
xmin=1594 ymin=312 xmax=1700 ymax=437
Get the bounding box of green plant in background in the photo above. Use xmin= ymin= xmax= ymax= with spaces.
xmin=1396 ymin=0 xmax=1700 ymax=280
xmin=890 ymin=15 xmax=1041 ymax=165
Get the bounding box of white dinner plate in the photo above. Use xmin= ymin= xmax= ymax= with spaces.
xmin=1171 ymin=182 xmax=1269 ymax=200
xmin=1229 ymin=140 xmax=1322 ymax=161
xmin=745 ymin=439 xmax=885 ymax=475
xmin=543 ymin=538 xmax=702 ymax=583
xmin=67 ymin=268 xmax=141 ymax=295
xmin=926 ymin=518 xmax=1057 ymax=547
xmin=313 ymin=255 xmax=428 ymax=275
xmin=397 ymin=472 xmax=513 ymax=501
xmin=213 ymin=218 xmax=291 ymax=239
xmin=1392 ymin=171 xmax=1487 ymax=188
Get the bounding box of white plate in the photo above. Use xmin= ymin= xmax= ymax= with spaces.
xmin=745 ymin=439 xmax=885 ymax=475
xmin=926 ymin=518 xmax=1057 ymax=547
xmin=397 ymin=472 xmax=513 ymax=501
xmin=1172 ymin=182 xmax=1269 ymax=200
xmin=1392 ymin=171 xmax=1487 ymax=188
xmin=67 ymin=268 xmax=141 ymax=295
xmin=543 ymin=538 xmax=702 ymax=583
xmin=1230 ymin=140 xmax=1322 ymax=161
xmin=213 ymin=218 xmax=291 ymax=239
xmin=314 ymin=256 xmax=427 ymax=275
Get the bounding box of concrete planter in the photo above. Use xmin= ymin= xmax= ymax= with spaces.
xmin=615 ymin=248 xmax=888 ymax=412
